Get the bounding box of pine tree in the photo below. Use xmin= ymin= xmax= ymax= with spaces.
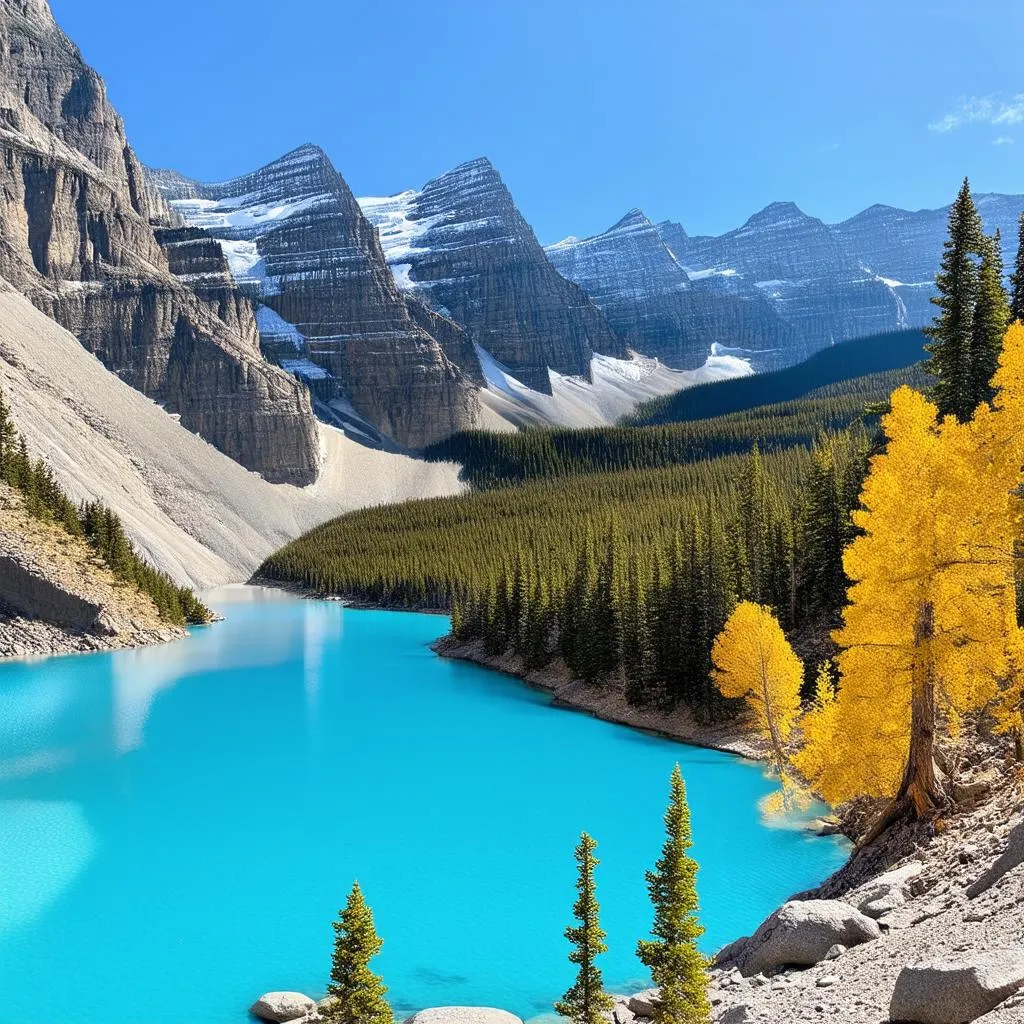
xmin=555 ymin=833 xmax=614 ymax=1024
xmin=925 ymin=178 xmax=984 ymax=421
xmin=637 ymin=765 xmax=710 ymax=1024
xmin=967 ymin=231 xmax=1010 ymax=410
xmin=710 ymin=602 xmax=803 ymax=785
xmin=1010 ymin=212 xmax=1024 ymax=324
xmin=323 ymin=883 xmax=392 ymax=1024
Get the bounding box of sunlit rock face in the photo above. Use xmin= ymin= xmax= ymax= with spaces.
xmin=0 ymin=0 xmax=321 ymax=484
xmin=151 ymin=147 xmax=480 ymax=449
xmin=360 ymin=158 xmax=624 ymax=395
xmin=554 ymin=194 xmax=1024 ymax=373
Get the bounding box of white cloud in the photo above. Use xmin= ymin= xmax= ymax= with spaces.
xmin=929 ymin=94 xmax=1024 ymax=133
xmin=994 ymin=136 xmax=1015 ymax=146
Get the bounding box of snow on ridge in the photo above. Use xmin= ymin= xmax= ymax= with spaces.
xmin=358 ymin=190 xmax=443 ymax=291
xmin=255 ymin=305 xmax=305 ymax=349
xmin=280 ymin=358 xmax=331 ymax=381
xmin=684 ymin=266 xmax=739 ymax=281
xmin=169 ymin=193 xmax=329 ymax=237
xmin=475 ymin=343 xmax=753 ymax=431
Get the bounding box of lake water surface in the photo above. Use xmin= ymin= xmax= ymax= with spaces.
xmin=0 ymin=588 xmax=848 ymax=1023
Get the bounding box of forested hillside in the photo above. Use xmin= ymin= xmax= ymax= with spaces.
xmin=423 ymin=365 xmax=924 ymax=489
xmin=630 ymin=328 xmax=927 ymax=426
xmin=0 ymin=390 xmax=211 ymax=626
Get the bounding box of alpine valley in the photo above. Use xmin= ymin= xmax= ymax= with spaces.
xmin=3 ymin=2 xmax=1024 ymax=1024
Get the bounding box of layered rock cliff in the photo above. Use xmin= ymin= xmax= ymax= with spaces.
xmin=0 ymin=0 xmax=320 ymax=484
xmin=546 ymin=209 xmax=794 ymax=370
xmin=359 ymin=159 xmax=624 ymax=394
xmin=149 ymin=147 xmax=480 ymax=450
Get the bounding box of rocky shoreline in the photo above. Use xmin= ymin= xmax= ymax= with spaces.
xmin=433 ymin=636 xmax=766 ymax=761
xmin=0 ymin=483 xmax=187 ymax=661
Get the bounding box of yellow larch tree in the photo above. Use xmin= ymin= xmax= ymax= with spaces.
xmin=711 ymin=601 xmax=803 ymax=782
xmin=800 ymin=322 xmax=1024 ymax=838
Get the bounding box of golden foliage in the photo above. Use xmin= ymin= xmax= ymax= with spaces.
xmin=800 ymin=323 xmax=1024 ymax=807
xmin=711 ymin=601 xmax=803 ymax=776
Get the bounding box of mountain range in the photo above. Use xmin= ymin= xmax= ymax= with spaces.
xmin=2 ymin=0 xmax=1023 ymax=585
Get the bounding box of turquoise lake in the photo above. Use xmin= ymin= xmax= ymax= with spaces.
xmin=0 ymin=588 xmax=849 ymax=1024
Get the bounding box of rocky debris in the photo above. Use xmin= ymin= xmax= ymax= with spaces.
xmin=150 ymin=146 xmax=479 ymax=451
xmin=705 ymin=754 xmax=1024 ymax=1023
xmin=0 ymin=0 xmax=321 ymax=484
xmin=249 ymin=991 xmax=318 ymax=1023
xmin=966 ymin=818 xmax=1024 ymax=899
xmin=888 ymin=951 xmax=1024 ymax=1023
xmin=719 ymin=899 xmax=881 ymax=977
xmin=624 ymin=989 xmax=659 ymax=1017
xmin=402 ymin=1010 xmax=523 ymax=1024
xmin=360 ymin=159 xmax=624 ymax=395
xmin=0 ymin=482 xmax=185 ymax=658
xmin=848 ymin=861 xmax=923 ymax=919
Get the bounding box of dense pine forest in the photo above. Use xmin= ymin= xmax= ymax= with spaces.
xmin=628 ymin=327 xmax=927 ymax=426
xmin=264 ymin=181 xmax=1024 ymax=844
xmin=423 ymin=365 xmax=924 ymax=489
xmin=0 ymin=389 xmax=211 ymax=626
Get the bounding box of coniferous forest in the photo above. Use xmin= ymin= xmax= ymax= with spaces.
xmin=263 ymin=180 xmax=1024 ymax=816
xmin=0 ymin=389 xmax=211 ymax=627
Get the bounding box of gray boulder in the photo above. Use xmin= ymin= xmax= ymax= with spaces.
xmin=249 ymin=991 xmax=317 ymax=1022
xmin=403 ymin=1010 xmax=523 ymax=1024
xmin=851 ymin=861 xmax=923 ymax=917
xmin=625 ymin=989 xmax=659 ymax=1017
xmin=967 ymin=818 xmax=1024 ymax=898
xmin=889 ymin=951 xmax=1024 ymax=1022
xmin=736 ymin=899 xmax=881 ymax=977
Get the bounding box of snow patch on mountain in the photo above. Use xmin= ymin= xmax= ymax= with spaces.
xmin=255 ymin=305 xmax=304 ymax=349
xmin=474 ymin=345 xmax=752 ymax=431
xmin=359 ymin=190 xmax=442 ymax=291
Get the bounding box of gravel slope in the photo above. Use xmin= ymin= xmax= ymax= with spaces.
xmin=0 ymin=279 xmax=464 ymax=589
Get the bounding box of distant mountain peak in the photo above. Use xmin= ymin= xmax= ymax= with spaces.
xmin=742 ymin=201 xmax=811 ymax=229
xmin=608 ymin=208 xmax=652 ymax=232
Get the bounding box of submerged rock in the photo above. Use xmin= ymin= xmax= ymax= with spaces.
xmin=249 ymin=991 xmax=317 ymax=1022
xmin=889 ymin=951 xmax=1024 ymax=1023
xmin=403 ymin=1009 xmax=523 ymax=1024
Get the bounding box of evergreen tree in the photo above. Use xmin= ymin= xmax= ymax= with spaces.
xmin=555 ymin=833 xmax=614 ymax=1024
xmin=1010 ymin=212 xmax=1024 ymax=325
xmin=967 ymin=231 xmax=1010 ymax=410
xmin=323 ymin=883 xmax=392 ymax=1024
xmin=637 ymin=765 xmax=710 ymax=1024
xmin=925 ymin=178 xmax=984 ymax=421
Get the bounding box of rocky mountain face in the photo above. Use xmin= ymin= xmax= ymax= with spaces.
xmin=553 ymin=194 xmax=1024 ymax=372
xmin=545 ymin=209 xmax=794 ymax=370
xmin=0 ymin=0 xmax=320 ymax=484
xmin=359 ymin=159 xmax=624 ymax=394
xmin=150 ymin=147 xmax=480 ymax=449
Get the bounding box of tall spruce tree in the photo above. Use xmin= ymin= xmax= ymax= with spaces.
xmin=925 ymin=178 xmax=984 ymax=421
xmin=637 ymin=765 xmax=710 ymax=1024
xmin=555 ymin=833 xmax=615 ymax=1024
xmin=1011 ymin=212 xmax=1024 ymax=324
xmin=323 ymin=883 xmax=391 ymax=1024
xmin=967 ymin=231 xmax=1010 ymax=410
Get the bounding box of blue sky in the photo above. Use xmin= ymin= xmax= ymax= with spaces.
xmin=51 ymin=0 xmax=1024 ymax=244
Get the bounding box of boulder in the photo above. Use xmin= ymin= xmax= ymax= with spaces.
xmin=736 ymin=900 xmax=881 ymax=977
xmin=625 ymin=989 xmax=659 ymax=1017
xmin=249 ymin=991 xmax=317 ymax=1022
xmin=851 ymin=861 xmax=923 ymax=914
xmin=403 ymin=1010 xmax=523 ymax=1024
xmin=889 ymin=951 xmax=1024 ymax=1023
xmin=967 ymin=819 xmax=1024 ymax=898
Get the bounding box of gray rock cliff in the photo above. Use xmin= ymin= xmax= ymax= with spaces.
xmin=0 ymin=0 xmax=320 ymax=484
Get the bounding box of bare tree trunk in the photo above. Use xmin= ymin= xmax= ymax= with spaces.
xmin=862 ymin=602 xmax=946 ymax=846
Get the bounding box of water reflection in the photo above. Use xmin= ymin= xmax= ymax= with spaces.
xmin=0 ymin=801 xmax=95 ymax=933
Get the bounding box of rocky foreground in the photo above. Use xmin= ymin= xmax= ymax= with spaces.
xmin=0 ymin=483 xmax=184 ymax=658
xmin=251 ymin=748 xmax=1024 ymax=1024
